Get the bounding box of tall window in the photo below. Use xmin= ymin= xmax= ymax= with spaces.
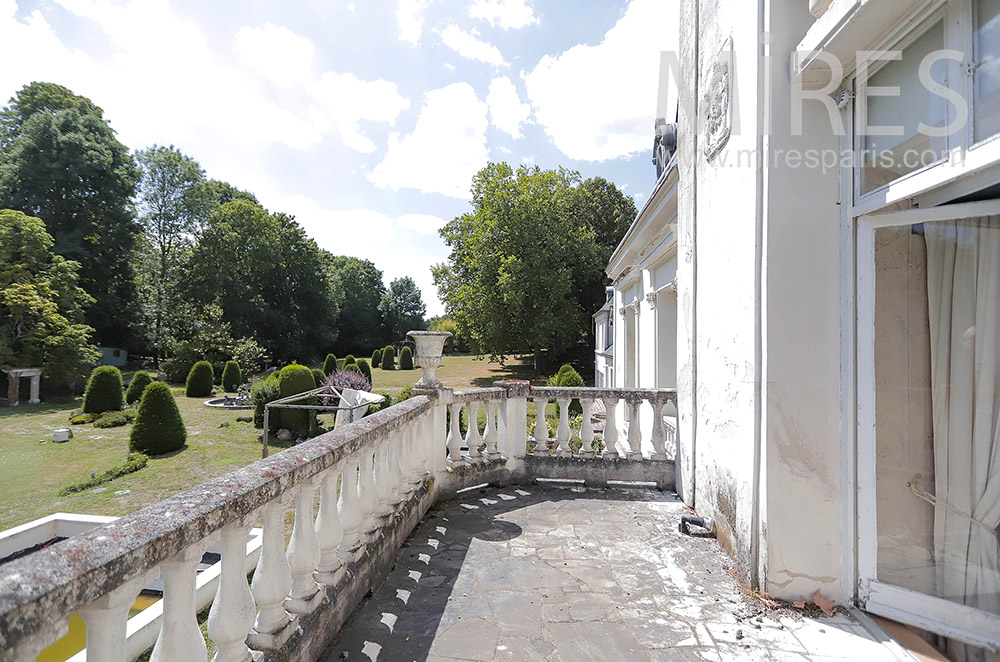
xmin=974 ymin=0 xmax=1000 ymax=142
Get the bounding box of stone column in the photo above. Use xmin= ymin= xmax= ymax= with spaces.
xmin=7 ymin=371 xmax=19 ymax=406
xmin=28 ymin=374 xmax=40 ymax=405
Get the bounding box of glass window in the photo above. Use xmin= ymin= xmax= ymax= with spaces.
xmin=975 ymin=0 xmax=1000 ymax=143
xmin=873 ymin=216 xmax=1000 ymax=658
xmin=863 ymin=22 xmax=948 ymax=193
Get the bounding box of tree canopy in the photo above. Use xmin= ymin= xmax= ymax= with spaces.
xmin=433 ymin=163 xmax=635 ymax=368
xmin=0 ymin=209 xmax=98 ymax=385
xmin=379 ymin=276 xmax=427 ymax=340
xmin=328 ymin=256 xmax=388 ymax=353
xmin=0 ymin=82 xmax=139 ymax=347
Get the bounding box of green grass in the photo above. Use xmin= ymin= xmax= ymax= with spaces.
xmin=362 ymin=353 xmax=544 ymax=393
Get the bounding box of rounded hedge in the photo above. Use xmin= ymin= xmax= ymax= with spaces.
xmin=278 ymin=364 xmax=316 ymax=437
xmin=221 ymin=361 xmax=243 ymax=392
xmin=130 ymin=382 xmax=186 ymax=455
xmin=125 ymin=371 xmax=153 ymax=405
xmin=356 ymin=359 xmax=372 ymax=383
xmin=322 ymin=353 xmax=338 ymax=376
xmin=380 ymin=346 xmax=395 ymax=370
xmin=345 ymin=363 xmax=362 ymax=375
xmin=552 ymin=364 xmax=584 ymax=415
xmin=399 ymin=346 xmax=414 ymax=370
xmin=185 ymin=361 xmax=215 ymax=397
xmin=344 ymin=354 xmax=356 ymax=367
xmin=311 ymin=368 xmax=325 ymax=388
xmin=371 ymin=348 xmax=382 ymax=368
xmin=82 ymin=366 xmax=123 ymax=414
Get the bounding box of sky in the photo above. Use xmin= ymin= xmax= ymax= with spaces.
xmin=0 ymin=0 xmax=678 ymax=317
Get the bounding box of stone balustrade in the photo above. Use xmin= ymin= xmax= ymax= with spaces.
xmin=0 ymin=380 xmax=677 ymax=661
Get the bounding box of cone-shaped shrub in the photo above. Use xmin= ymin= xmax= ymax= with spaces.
xmin=221 ymin=361 xmax=243 ymax=392
xmin=344 ymin=354 xmax=356 ymax=367
xmin=356 ymin=359 xmax=372 ymax=383
xmin=322 ymin=353 xmax=338 ymax=376
xmin=130 ymin=382 xmax=186 ymax=455
xmin=125 ymin=371 xmax=153 ymax=405
xmin=380 ymin=345 xmax=395 ymax=370
xmin=399 ymin=346 xmax=414 ymax=370
xmin=311 ymin=368 xmax=325 ymax=388
xmin=371 ymin=348 xmax=382 ymax=368
xmin=278 ymin=364 xmax=316 ymax=437
xmin=83 ymin=366 xmax=123 ymax=413
xmin=551 ymin=364 xmax=585 ymax=415
xmin=345 ymin=363 xmax=362 ymax=375
xmin=185 ymin=361 xmax=214 ymax=397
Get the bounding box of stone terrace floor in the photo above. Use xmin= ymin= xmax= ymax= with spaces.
xmin=322 ymin=485 xmax=909 ymax=662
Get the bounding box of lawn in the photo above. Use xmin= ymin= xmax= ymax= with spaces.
xmin=0 ymin=354 xmax=558 ymax=533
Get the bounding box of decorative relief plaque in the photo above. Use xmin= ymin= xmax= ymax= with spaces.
xmin=703 ymin=36 xmax=733 ymax=161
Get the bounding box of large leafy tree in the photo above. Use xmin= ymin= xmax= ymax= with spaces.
xmin=328 ymin=256 xmax=388 ymax=353
xmin=0 ymin=82 xmax=139 ymax=347
xmin=185 ymin=200 xmax=344 ymax=362
xmin=379 ymin=276 xmax=427 ymax=340
xmin=0 ymin=209 xmax=99 ymax=387
xmin=134 ymin=145 xmax=214 ymax=362
xmin=433 ymin=163 xmax=633 ymax=369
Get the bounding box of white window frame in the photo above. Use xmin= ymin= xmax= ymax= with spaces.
xmin=852 ymin=0 xmax=1000 ymax=213
xmin=855 ymin=198 xmax=1000 ymax=653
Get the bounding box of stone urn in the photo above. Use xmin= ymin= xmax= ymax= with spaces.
xmin=407 ymin=330 xmax=452 ymax=388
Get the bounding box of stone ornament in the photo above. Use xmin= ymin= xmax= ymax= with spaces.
xmin=703 ymin=36 xmax=733 ymax=161
xmin=407 ymin=330 xmax=452 ymax=388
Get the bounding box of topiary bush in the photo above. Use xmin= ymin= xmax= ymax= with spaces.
xmin=221 ymin=361 xmax=243 ymax=392
xmin=82 ymin=366 xmax=123 ymax=414
xmin=549 ymin=364 xmax=585 ymax=415
xmin=250 ymin=374 xmax=281 ymax=431
xmin=94 ymin=409 xmax=135 ymax=428
xmin=345 ymin=363 xmax=363 ymax=375
xmin=125 ymin=371 xmax=153 ymax=405
xmin=311 ymin=368 xmax=325 ymax=388
xmin=356 ymin=359 xmax=372 ymax=384
xmin=344 ymin=354 xmax=356 ymax=367
xmin=185 ymin=361 xmax=214 ymax=397
xmin=278 ymin=364 xmax=317 ymax=437
xmin=130 ymin=382 xmax=186 ymax=455
xmin=381 ymin=345 xmax=395 ymax=370
xmin=399 ymin=346 xmax=414 ymax=370
xmin=322 ymin=353 xmax=338 ymax=376
xmin=371 ymin=348 xmax=382 ymax=369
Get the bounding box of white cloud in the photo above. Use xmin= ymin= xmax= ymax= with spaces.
xmin=397 ymin=213 xmax=447 ymax=235
xmin=486 ymin=76 xmax=531 ymax=138
xmin=469 ymin=0 xmax=538 ymax=29
xmin=233 ymin=23 xmax=316 ymax=88
xmin=524 ymin=0 xmax=676 ymax=161
xmin=438 ymin=25 xmax=506 ymax=66
xmin=367 ymin=82 xmax=488 ymax=199
xmin=397 ymin=0 xmax=431 ymax=45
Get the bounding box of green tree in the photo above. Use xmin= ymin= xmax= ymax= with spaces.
xmin=378 ymin=276 xmax=426 ymax=340
xmin=433 ymin=163 xmax=616 ymax=370
xmin=0 ymin=83 xmax=139 ymax=347
xmin=328 ymin=256 xmax=387 ymax=353
xmin=185 ymin=200 xmax=343 ymax=362
xmin=427 ymin=315 xmax=468 ymax=353
xmin=134 ymin=145 xmax=214 ymax=363
xmin=0 ymin=209 xmax=99 ymax=387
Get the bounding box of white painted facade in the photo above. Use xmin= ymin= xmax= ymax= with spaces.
xmin=601 ymin=0 xmax=1000 ymax=654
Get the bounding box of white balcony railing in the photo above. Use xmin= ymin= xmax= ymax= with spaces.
xmin=0 ymin=377 xmax=677 ymax=662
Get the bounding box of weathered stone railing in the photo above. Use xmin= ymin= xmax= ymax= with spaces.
xmin=0 ymin=381 xmax=677 ymax=661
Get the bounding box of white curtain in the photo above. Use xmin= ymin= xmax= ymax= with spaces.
xmin=925 ymin=216 xmax=1000 ymax=661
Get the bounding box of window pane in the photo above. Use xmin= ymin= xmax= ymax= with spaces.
xmin=863 ymin=22 xmax=948 ymax=193
xmin=874 ymin=218 xmax=1000 ymax=655
xmin=975 ymin=0 xmax=1000 ymax=143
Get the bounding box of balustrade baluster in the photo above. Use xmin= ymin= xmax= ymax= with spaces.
xmin=446 ymin=402 xmax=463 ymax=462
xmin=465 ymin=401 xmax=482 ymax=462
xmin=533 ymin=396 xmax=550 ymax=455
xmin=80 ymin=576 xmax=147 ymax=662
xmin=418 ymin=412 xmax=432 ymax=474
xmin=208 ymin=523 xmax=255 ymax=662
xmin=387 ymin=431 xmax=405 ymax=505
xmin=150 ymin=546 xmax=208 ymax=662
xmin=650 ymin=398 xmax=668 ymax=460
xmin=579 ymin=399 xmax=595 ymax=458
xmin=406 ymin=424 xmax=422 ymax=487
xmin=359 ymin=450 xmax=378 ymax=542
xmin=286 ymin=480 xmax=323 ymax=614
xmin=626 ymin=397 xmax=643 ymax=460
xmin=555 ymin=397 xmax=572 ymax=456
xmin=316 ymin=465 xmax=346 ymax=585
xmin=484 ymin=399 xmax=500 ymax=459
xmin=338 ymin=457 xmax=363 ymax=563
xmin=601 ymin=396 xmax=620 ymax=459
xmin=374 ymin=438 xmax=393 ymax=517
xmin=249 ymin=499 xmax=294 ymax=649
xmin=498 ymin=397 xmax=508 ymax=457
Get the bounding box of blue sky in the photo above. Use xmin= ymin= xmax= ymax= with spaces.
xmin=1 ymin=0 xmax=678 ymax=316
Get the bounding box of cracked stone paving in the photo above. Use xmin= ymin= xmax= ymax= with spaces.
xmin=322 ymin=486 xmax=905 ymax=661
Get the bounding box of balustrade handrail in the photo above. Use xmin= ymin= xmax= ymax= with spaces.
xmin=528 ymin=385 xmax=677 ymax=402
xmin=0 ymin=395 xmax=432 ymax=653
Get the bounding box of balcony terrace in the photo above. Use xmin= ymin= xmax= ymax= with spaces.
xmin=0 ymin=338 xmax=919 ymax=661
